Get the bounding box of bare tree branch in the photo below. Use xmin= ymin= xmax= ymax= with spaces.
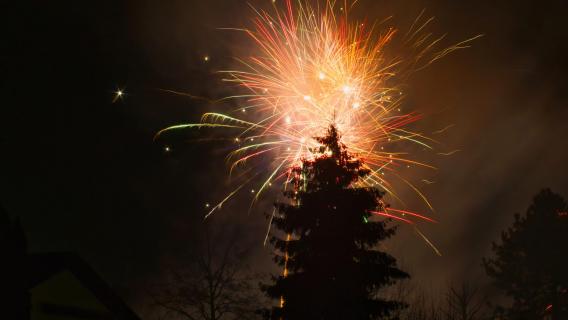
xmin=153 ymin=226 xmax=265 ymax=320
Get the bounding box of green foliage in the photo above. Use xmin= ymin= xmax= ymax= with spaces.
xmin=483 ymin=189 xmax=568 ymax=319
xmin=263 ymin=126 xmax=409 ymax=320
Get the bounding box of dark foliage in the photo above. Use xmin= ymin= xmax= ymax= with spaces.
xmin=262 ymin=126 xmax=409 ymax=320
xmin=483 ymin=189 xmax=568 ymax=319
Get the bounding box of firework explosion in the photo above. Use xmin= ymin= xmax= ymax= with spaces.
xmin=156 ymin=0 xmax=479 ymax=248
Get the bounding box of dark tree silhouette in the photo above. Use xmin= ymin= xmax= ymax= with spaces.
xmin=384 ymin=279 xmax=442 ymax=320
xmin=154 ymin=227 xmax=263 ymax=320
xmin=389 ymin=281 xmax=485 ymax=320
xmin=443 ymin=282 xmax=485 ymax=320
xmin=263 ymin=126 xmax=409 ymax=320
xmin=483 ymin=189 xmax=568 ymax=319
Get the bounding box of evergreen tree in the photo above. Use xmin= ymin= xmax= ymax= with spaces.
xmin=483 ymin=189 xmax=568 ymax=319
xmin=263 ymin=126 xmax=409 ymax=320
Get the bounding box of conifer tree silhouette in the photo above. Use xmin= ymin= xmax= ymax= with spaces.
xmin=263 ymin=126 xmax=409 ymax=320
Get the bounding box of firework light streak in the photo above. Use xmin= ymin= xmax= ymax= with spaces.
xmin=155 ymin=0 xmax=480 ymax=253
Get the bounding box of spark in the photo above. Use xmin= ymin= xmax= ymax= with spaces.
xmin=264 ymin=208 xmax=276 ymax=246
xmin=370 ymin=211 xmax=413 ymax=224
xmin=414 ymin=226 xmax=442 ymax=256
xmin=112 ymin=89 xmax=125 ymax=103
xmin=433 ymin=124 xmax=455 ymax=135
xmin=437 ymin=149 xmax=461 ymax=156
xmin=386 ymin=208 xmax=438 ymax=223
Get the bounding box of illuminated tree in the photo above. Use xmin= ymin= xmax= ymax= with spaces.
xmin=263 ymin=125 xmax=409 ymax=319
xmin=483 ymin=189 xmax=568 ymax=320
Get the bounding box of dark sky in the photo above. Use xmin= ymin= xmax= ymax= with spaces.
xmin=2 ymin=0 xmax=568 ymax=316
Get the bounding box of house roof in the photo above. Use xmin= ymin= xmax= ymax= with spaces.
xmin=27 ymin=252 xmax=141 ymax=320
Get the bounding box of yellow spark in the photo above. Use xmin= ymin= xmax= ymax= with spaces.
xmin=112 ymin=89 xmax=125 ymax=103
xmin=437 ymin=149 xmax=461 ymax=156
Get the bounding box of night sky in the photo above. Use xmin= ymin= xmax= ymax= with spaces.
xmin=2 ymin=0 xmax=568 ymax=316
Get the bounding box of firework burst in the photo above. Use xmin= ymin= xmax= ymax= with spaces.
xmin=155 ymin=0 xmax=479 ymax=243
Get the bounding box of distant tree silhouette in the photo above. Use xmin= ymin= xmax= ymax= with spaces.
xmin=386 ymin=279 xmax=443 ymax=320
xmin=154 ymin=227 xmax=262 ymax=320
xmin=389 ymin=281 xmax=485 ymax=320
xmin=403 ymin=293 xmax=443 ymax=320
xmin=483 ymin=189 xmax=568 ymax=319
xmin=263 ymin=125 xmax=409 ymax=319
xmin=443 ymin=282 xmax=485 ymax=320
